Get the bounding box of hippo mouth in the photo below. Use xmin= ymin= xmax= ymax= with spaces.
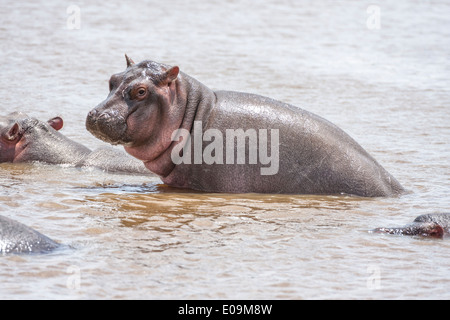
xmin=86 ymin=110 xmax=132 ymax=146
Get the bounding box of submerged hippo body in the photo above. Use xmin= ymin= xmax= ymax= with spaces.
xmin=0 ymin=112 xmax=151 ymax=175
xmin=0 ymin=215 xmax=59 ymax=254
xmin=86 ymin=56 xmax=405 ymax=197
xmin=373 ymin=213 xmax=450 ymax=238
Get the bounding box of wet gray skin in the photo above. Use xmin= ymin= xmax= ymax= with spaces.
xmin=0 ymin=112 xmax=152 ymax=175
xmin=86 ymin=56 xmax=405 ymax=197
xmin=0 ymin=215 xmax=59 ymax=254
xmin=373 ymin=213 xmax=450 ymax=238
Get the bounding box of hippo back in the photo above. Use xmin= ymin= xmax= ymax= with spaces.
xmin=0 ymin=215 xmax=59 ymax=254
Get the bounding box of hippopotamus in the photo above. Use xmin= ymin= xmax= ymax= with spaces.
xmin=372 ymin=213 xmax=450 ymax=238
xmin=0 ymin=112 xmax=151 ymax=175
xmin=86 ymin=55 xmax=405 ymax=197
xmin=0 ymin=215 xmax=59 ymax=254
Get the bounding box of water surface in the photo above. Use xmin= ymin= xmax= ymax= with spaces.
xmin=0 ymin=0 xmax=449 ymax=299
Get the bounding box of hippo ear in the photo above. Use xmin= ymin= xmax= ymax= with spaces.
xmin=5 ymin=123 xmax=21 ymax=141
xmin=125 ymin=54 xmax=135 ymax=68
xmin=48 ymin=117 xmax=64 ymax=131
xmin=162 ymin=66 xmax=179 ymax=85
xmin=426 ymin=223 xmax=444 ymax=238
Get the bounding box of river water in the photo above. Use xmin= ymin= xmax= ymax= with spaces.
xmin=0 ymin=0 xmax=449 ymax=299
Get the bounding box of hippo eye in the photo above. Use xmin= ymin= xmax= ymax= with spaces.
xmin=132 ymin=86 xmax=148 ymax=100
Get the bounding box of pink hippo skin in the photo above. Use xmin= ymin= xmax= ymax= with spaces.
xmin=86 ymin=56 xmax=405 ymax=196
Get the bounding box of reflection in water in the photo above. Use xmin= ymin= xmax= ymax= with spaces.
xmin=81 ymin=189 xmax=368 ymax=256
xmin=86 ymin=190 xmax=365 ymax=220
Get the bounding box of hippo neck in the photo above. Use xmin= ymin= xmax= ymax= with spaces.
xmin=128 ymin=72 xmax=216 ymax=178
xmin=179 ymin=71 xmax=216 ymax=133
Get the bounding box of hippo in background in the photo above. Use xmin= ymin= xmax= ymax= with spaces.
xmin=0 ymin=215 xmax=59 ymax=254
xmin=372 ymin=213 xmax=450 ymax=238
xmin=0 ymin=112 xmax=153 ymax=175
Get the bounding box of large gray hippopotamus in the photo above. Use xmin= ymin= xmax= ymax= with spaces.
xmin=373 ymin=213 xmax=450 ymax=238
xmin=86 ymin=56 xmax=405 ymax=197
xmin=0 ymin=215 xmax=59 ymax=254
xmin=0 ymin=112 xmax=151 ymax=174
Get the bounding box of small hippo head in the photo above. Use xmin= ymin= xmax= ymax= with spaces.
xmin=86 ymin=55 xmax=183 ymax=150
xmin=0 ymin=112 xmax=64 ymax=163
xmin=373 ymin=222 xmax=445 ymax=238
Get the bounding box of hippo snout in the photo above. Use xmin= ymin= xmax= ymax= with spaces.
xmin=87 ymin=108 xmax=99 ymax=120
xmin=86 ymin=107 xmax=129 ymax=145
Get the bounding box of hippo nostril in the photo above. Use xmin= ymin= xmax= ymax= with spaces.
xmin=88 ymin=109 xmax=98 ymax=118
xmin=87 ymin=109 xmax=113 ymax=124
xmin=86 ymin=109 xmax=101 ymax=131
xmin=98 ymin=112 xmax=109 ymax=120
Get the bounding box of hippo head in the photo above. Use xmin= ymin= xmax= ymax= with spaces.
xmin=373 ymin=222 xmax=445 ymax=238
xmin=0 ymin=112 xmax=64 ymax=163
xmin=86 ymin=55 xmax=182 ymax=152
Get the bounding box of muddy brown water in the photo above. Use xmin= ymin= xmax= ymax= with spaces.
xmin=0 ymin=0 xmax=449 ymax=299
